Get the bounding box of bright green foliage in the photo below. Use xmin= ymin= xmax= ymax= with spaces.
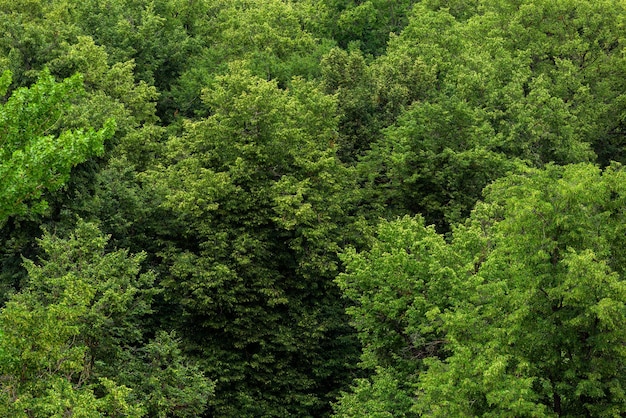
xmin=333 ymin=367 xmax=416 ymax=418
xmin=0 ymin=69 xmax=114 ymax=224
xmin=338 ymin=216 xmax=459 ymax=372
xmin=338 ymin=163 xmax=626 ymax=416
xmin=334 ymin=215 xmax=463 ymax=417
xmin=0 ymin=33 xmax=161 ymax=302
xmin=417 ymin=163 xmax=626 ymax=416
xmin=152 ymin=65 xmax=359 ymax=416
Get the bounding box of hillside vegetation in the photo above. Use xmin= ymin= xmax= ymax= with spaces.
xmin=1 ymin=0 xmax=626 ymax=416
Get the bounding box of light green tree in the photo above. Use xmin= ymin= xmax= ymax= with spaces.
xmin=336 ymin=163 xmax=626 ymax=416
xmin=417 ymin=163 xmax=626 ymax=416
xmin=0 ymin=69 xmax=114 ymax=225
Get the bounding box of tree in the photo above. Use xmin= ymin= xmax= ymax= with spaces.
xmin=359 ymin=0 xmax=626 ymax=230
xmin=0 ymin=221 xmax=151 ymax=416
xmin=114 ymin=331 xmax=215 ymax=418
xmin=0 ymin=0 xmax=82 ymax=86
xmin=71 ymin=0 xmax=194 ymax=92
xmin=0 ymin=68 xmax=114 ymax=225
xmin=170 ymin=0 xmax=335 ymax=119
xmin=0 ymin=221 xmax=213 ymax=417
xmin=334 ymin=215 xmax=462 ymax=417
xmin=417 ymin=163 xmax=626 ymax=416
xmin=321 ymin=0 xmax=416 ymax=55
xmin=0 ymin=33 xmax=163 ymax=304
xmin=320 ymin=47 xmax=380 ymax=162
xmin=336 ymin=163 xmax=626 ymax=416
xmin=150 ymin=64 xmax=360 ymax=416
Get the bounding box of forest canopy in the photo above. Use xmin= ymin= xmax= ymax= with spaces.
xmin=0 ymin=0 xmax=625 ymax=416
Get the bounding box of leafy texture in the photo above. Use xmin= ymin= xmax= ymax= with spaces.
xmin=419 ymin=163 xmax=626 ymax=416
xmin=152 ymin=65 xmax=359 ymax=416
xmin=0 ymin=69 xmax=114 ymax=223
xmin=338 ymin=163 xmax=626 ymax=416
xmin=0 ymin=222 xmax=212 ymax=416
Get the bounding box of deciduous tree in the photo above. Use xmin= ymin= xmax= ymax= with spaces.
xmin=0 ymin=69 xmax=114 ymax=225
xmin=152 ymin=64 xmax=359 ymax=416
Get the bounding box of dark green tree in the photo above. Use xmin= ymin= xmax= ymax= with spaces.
xmin=170 ymin=0 xmax=335 ymax=119
xmin=150 ymin=64 xmax=360 ymax=416
xmin=359 ymin=0 xmax=626 ymax=230
xmin=0 ymin=0 xmax=82 ymax=85
xmin=320 ymin=47 xmax=380 ymax=161
xmin=321 ymin=0 xmax=417 ymax=55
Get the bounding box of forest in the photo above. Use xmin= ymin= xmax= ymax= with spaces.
xmin=0 ymin=0 xmax=625 ymax=416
